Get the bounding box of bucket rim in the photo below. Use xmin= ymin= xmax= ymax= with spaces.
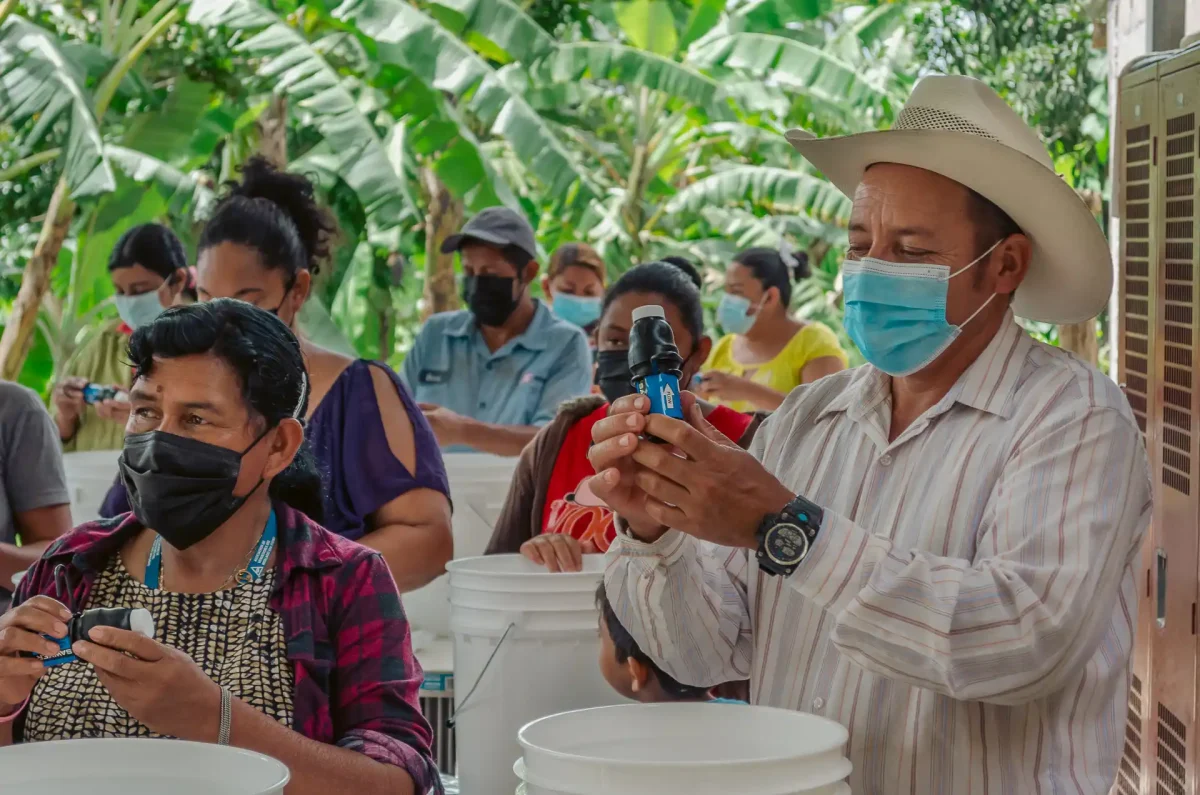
xmin=0 ymin=738 xmax=291 ymax=786
xmin=446 ymin=553 xmax=606 ymax=578
xmin=518 ymin=703 xmax=850 ymax=769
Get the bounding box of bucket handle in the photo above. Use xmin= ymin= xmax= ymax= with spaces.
xmin=448 ymin=620 xmax=516 ymax=728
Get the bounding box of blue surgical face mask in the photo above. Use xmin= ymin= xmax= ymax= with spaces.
xmin=842 ymin=239 xmax=1002 ymax=377
xmin=717 ymin=292 xmax=759 ymax=335
xmin=551 ymin=291 xmax=602 ymax=328
xmin=114 ymin=289 xmax=166 ymax=330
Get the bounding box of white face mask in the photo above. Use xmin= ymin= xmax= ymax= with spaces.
xmin=114 ymin=290 xmax=166 ymax=330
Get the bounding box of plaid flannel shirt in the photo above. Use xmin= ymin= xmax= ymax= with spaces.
xmin=12 ymin=502 xmax=441 ymax=794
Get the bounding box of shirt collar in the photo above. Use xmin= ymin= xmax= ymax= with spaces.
xmin=60 ymin=502 xmax=342 ymax=578
xmin=818 ymin=310 xmax=1030 ymax=422
xmin=448 ymin=300 xmax=553 ymax=352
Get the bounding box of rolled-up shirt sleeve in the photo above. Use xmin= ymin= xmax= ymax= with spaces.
xmin=604 ymin=529 xmax=754 ymax=689
xmin=789 ymin=403 xmax=1151 ymax=706
xmin=332 ymin=552 xmax=441 ymax=793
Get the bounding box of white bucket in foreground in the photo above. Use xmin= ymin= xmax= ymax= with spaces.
xmin=0 ymin=738 xmax=290 ymax=794
xmin=515 ymin=703 xmax=852 ymax=795
xmin=448 ymin=554 xmax=624 ymax=795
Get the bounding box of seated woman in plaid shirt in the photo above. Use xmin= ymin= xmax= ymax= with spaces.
xmin=0 ymin=300 xmax=440 ymax=795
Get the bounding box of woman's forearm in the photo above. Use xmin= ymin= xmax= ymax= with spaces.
xmin=229 ymin=698 xmax=416 ymax=795
xmin=739 ymin=380 xmax=787 ymax=411
xmin=360 ymin=523 xmax=453 ymax=592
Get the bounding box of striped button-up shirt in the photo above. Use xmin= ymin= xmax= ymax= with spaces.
xmin=606 ymin=314 xmax=1151 ymax=794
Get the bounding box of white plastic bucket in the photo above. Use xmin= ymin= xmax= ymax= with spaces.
xmin=404 ymin=453 xmax=517 ymax=636
xmin=515 ymin=703 xmax=852 ymax=795
xmin=0 ymin=738 xmax=290 ymax=794
xmin=61 ymin=450 xmax=122 ymax=524
xmin=448 ymin=554 xmax=624 ymax=795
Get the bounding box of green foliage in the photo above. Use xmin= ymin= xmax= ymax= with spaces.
xmin=0 ymin=0 xmax=1112 ymax=391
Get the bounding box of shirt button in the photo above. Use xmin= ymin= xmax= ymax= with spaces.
xmin=880 ymin=454 xmax=892 ymax=466
xmin=812 ymin=697 xmax=824 ymax=711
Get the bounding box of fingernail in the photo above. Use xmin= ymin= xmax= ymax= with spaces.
xmin=619 ymin=434 xmax=632 ymax=448
xmin=605 ymin=469 xmax=619 ymax=484
xmin=72 ymin=642 xmax=86 ymax=654
xmin=634 ymin=397 xmax=646 ymax=409
xmin=626 ymin=415 xmax=638 ymax=428
xmin=58 ymin=608 xmax=71 ymax=620
xmin=53 ymin=623 xmax=67 ymax=638
xmin=88 ymin=626 xmax=106 ymax=641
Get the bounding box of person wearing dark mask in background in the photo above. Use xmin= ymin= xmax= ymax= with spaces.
xmin=100 ymin=158 xmax=452 ymax=593
xmin=1 ymin=300 xmax=440 ymax=794
xmin=484 ymin=261 xmax=765 ymax=569
xmin=403 ymin=207 xmax=592 ymax=456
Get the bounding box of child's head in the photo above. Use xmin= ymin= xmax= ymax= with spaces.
xmin=596 ymin=584 xmax=711 ymax=702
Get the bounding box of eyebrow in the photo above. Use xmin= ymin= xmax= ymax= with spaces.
xmin=196 ymin=286 xmax=264 ymax=299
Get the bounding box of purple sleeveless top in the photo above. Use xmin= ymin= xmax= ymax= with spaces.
xmin=101 ymin=360 xmax=449 ymax=541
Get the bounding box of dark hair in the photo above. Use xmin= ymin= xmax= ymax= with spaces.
xmin=596 ymin=584 xmax=709 ymax=700
xmin=659 ymin=255 xmax=703 ymax=290
xmin=601 ymin=261 xmax=703 ymax=342
xmin=548 ymin=242 xmax=606 ymax=284
xmin=108 ymin=223 xmax=187 ymax=282
xmin=732 ymin=247 xmax=810 ymax=306
xmin=966 ymin=188 xmax=1022 ymax=257
xmin=127 ymin=299 xmax=324 ymax=522
xmin=199 ymin=156 xmax=337 ymax=279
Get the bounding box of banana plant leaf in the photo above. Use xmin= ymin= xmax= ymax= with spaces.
xmin=614 ymin=0 xmax=678 ymax=57
xmin=688 ymin=32 xmax=902 ymax=123
xmin=429 ymin=0 xmax=555 ymax=63
xmin=335 ymin=0 xmax=596 ymax=204
xmin=0 ymin=17 xmax=116 ymax=198
xmin=530 ymin=42 xmax=721 ymax=110
xmin=667 ymin=165 xmax=851 ymax=225
xmin=188 ymin=0 xmax=418 ymax=250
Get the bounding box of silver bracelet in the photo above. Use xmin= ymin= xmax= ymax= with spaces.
xmin=217 ymin=686 xmax=232 ymax=746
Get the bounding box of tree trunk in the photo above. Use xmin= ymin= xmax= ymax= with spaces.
xmin=420 ymin=168 xmax=463 ymax=319
xmin=1058 ymin=318 xmax=1099 ymax=366
xmin=256 ymin=95 xmax=289 ymax=167
xmin=0 ymin=179 xmax=75 ymax=381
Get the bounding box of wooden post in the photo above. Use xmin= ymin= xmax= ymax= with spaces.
xmin=0 ymin=179 xmax=75 ymax=380
xmin=1058 ymin=318 xmax=1100 ymax=366
xmin=420 ymin=167 xmax=463 ymax=319
xmin=256 ymin=95 xmax=288 ymax=167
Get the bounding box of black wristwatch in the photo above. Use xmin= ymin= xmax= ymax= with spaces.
xmin=755 ymin=495 xmax=824 ymax=577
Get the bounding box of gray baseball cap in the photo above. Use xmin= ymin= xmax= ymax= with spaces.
xmin=441 ymin=207 xmax=537 ymax=264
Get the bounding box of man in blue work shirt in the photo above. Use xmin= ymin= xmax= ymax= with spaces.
xmin=403 ymin=207 xmax=593 ymax=456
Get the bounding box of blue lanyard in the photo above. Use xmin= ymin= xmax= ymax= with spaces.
xmin=144 ymin=510 xmax=277 ymax=591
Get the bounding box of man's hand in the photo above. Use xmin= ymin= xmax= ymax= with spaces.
xmin=0 ymin=596 xmax=69 ymax=707
xmin=588 ymin=393 xmax=793 ymax=549
xmin=74 ymin=626 xmax=221 ymax=742
xmin=419 ymin=403 xmax=468 ymax=448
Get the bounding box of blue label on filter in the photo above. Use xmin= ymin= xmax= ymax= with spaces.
xmin=41 ymin=634 xmax=75 ymax=667
xmin=637 ymin=372 xmax=684 ymax=419
xmin=421 ymin=672 xmax=454 ymax=692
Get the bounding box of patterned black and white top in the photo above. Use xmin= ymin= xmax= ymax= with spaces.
xmin=24 ymin=555 xmax=294 ymax=740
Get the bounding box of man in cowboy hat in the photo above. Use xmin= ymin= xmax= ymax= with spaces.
xmin=590 ymin=75 xmax=1150 ymax=793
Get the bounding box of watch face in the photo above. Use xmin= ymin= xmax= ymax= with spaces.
xmin=765 ymin=523 xmax=808 ymax=567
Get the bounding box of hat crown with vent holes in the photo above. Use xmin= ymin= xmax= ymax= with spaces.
xmin=783 ymin=74 xmax=1112 ymax=326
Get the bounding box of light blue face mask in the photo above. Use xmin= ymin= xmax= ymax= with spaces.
xmin=717 ymin=292 xmax=760 ymax=335
xmin=114 ymin=289 xmax=167 ymax=330
xmin=551 ymin=291 xmax=602 ymax=328
xmin=842 ymin=239 xmax=1002 ymax=376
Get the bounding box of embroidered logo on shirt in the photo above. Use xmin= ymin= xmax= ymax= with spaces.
xmin=520 ymin=372 xmax=536 ymax=385
xmin=419 ymin=370 xmax=448 ymax=385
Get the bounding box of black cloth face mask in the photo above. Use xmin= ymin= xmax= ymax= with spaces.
xmin=118 ymin=429 xmax=269 ymax=551
xmin=463 ymin=274 xmax=521 ymax=327
xmin=594 ymin=349 xmax=636 ymax=404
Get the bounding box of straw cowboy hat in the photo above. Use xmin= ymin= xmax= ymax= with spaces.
xmin=786 ymin=74 xmax=1111 ymax=325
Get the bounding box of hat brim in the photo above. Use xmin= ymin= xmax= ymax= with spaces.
xmin=440 ymin=233 xmax=536 ymax=265
xmin=785 ymin=128 xmax=1112 ymax=325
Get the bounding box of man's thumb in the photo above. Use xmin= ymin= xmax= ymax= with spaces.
xmin=690 ymin=402 xmax=726 ymax=444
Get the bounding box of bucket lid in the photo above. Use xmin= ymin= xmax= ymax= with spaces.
xmin=0 ymin=738 xmax=290 ymax=793
xmin=520 ymin=702 xmax=848 ymax=766
xmin=446 ymin=553 xmax=605 ymax=584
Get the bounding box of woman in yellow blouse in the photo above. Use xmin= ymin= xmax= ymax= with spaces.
xmin=699 ymin=247 xmax=847 ymax=412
